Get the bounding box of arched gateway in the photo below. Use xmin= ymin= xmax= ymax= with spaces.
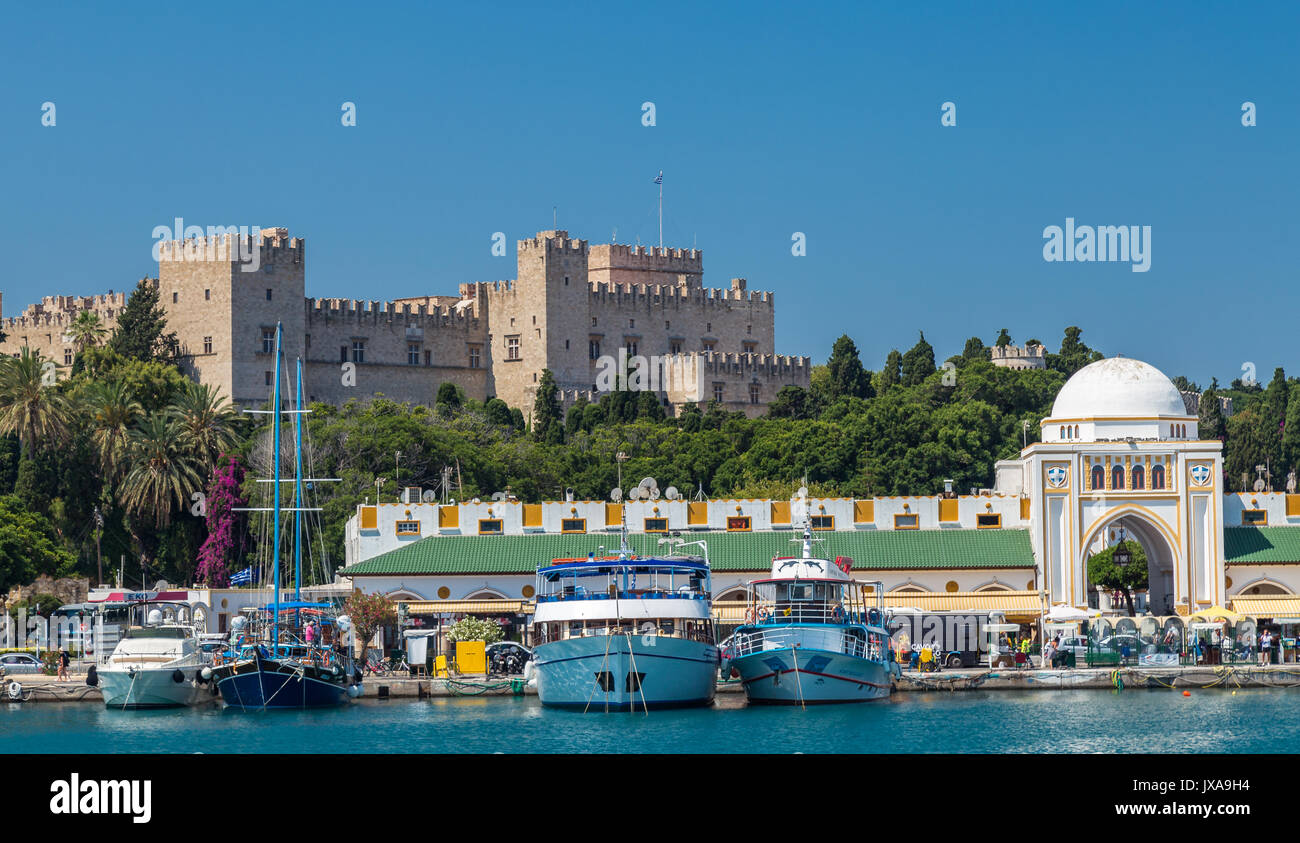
xmin=1017 ymin=357 xmax=1225 ymax=614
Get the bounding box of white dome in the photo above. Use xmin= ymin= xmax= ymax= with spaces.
xmin=1050 ymin=357 xmax=1187 ymax=419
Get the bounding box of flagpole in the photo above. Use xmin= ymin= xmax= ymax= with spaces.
xmin=658 ymin=171 xmax=663 ymax=249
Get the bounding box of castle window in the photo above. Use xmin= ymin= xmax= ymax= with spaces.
xmin=625 ymin=339 xmax=637 ymax=357
xmin=702 ymin=341 xmax=716 ymax=353
xmin=565 ymin=339 xmax=570 ymax=350
xmin=424 ymin=350 xmax=431 ymax=366
xmin=205 ymin=289 xmax=210 ymax=301
xmin=1091 ymin=464 xmax=1104 ymax=490
xmin=469 ymin=345 xmax=481 ymax=368
xmin=743 ymin=342 xmax=757 ymax=354
xmin=506 ymin=336 xmax=520 ymax=361
xmin=629 ymin=319 xmax=635 ymax=329
xmin=665 ymin=321 xmax=670 ymax=330
xmin=63 ymin=348 xmax=72 ymax=366
xmin=564 ymin=276 xmax=569 ymax=286
xmin=172 ymin=291 xmax=178 ymax=304
xmin=706 ymin=323 xmax=712 ymax=332
xmin=670 ymin=340 xmax=682 ymax=354
xmin=749 ymin=383 xmax=761 ymax=404
xmin=261 ymin=328 xmax=275 ymax=354
xmin=408 ymin=343 xmax=420 ymax=365
xmin=351 ymin=340 xmax=366 ymax=363
xmin=1111 ymin=465 xmax=1125 ymax=490
xmin=203 ymin=337 xmax=213 ymax=355
xmin=589 ymin=338 xmax=601 ymax=360
xmin=266 ymin=288 xmax=272 ymax=301
xmin=713 ymin=383 xmax=724 ymax=403
xmin=305 ymin=334 xmax=311 ymax=349
xmin=591 ymin=318 xmax=597 ymax=327
xmin=1152 ymin=464 xmax=1166 ymax=489
xmin=1131 ymin=465 xmax=1145 ymax=490
xmin=747 ymin=324 xmax=752 ymax=334
xmin=265 ymin=371 xmax=272 ymax=386
xmin=340 ymin=346 xmax=348 ymax=363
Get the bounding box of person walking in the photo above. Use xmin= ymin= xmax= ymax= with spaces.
xmin=57 ymin=647 xmax=70 ymax=682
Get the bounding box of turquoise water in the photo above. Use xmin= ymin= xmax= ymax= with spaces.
xmin=2 ymin=689 xmax=1297 ymax=753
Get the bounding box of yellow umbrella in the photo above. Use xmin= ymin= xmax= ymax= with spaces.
xmin=1188 ymin=605 xmax=1244 ymax=624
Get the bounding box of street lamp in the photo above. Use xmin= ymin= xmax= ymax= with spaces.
xmin=1113 ymin=526 xmax=1132 ymax=568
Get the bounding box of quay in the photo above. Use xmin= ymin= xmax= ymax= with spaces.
xmin=9 ymin=664 xmax=1300 ymax=703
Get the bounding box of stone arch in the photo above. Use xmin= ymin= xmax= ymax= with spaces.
xmin=383 ymin=588 xmax=423 ymax=601
xmin=889 ymin=583 xmax=931 ymax=593
xmin=1079 ymin=505 xmax=1181 ymax=616
xmin=717 ymin=587 xmax=749 ymax=602
xmin=466 ymin=588 xmax=508 ymax=599
xmin=973 ymin=581 xmax=1013 ymax=592
xmin=1232 ymin=577 xmax=1293 ymax=596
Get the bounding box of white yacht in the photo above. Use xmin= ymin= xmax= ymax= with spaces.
xmin=93 ymin=601 xmax=210 ymax=709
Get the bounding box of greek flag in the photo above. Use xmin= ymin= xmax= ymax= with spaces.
xmin=654 ymin=171 xmax=662 ymax=184
xmin=230 ymin=566 xmax=258 ymax=586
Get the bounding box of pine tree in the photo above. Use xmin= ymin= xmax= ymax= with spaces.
xmin=879 ymin=349 xmax=902 ymax=389
xmin=1282 ymin=382 xmax=1300 ymax=477
xmin=961 ymin=336 xmax=987 ymax=362
xmin=1199 ymin=378 xmax=1226 ymax=441
xmin=1262 ymin=368 xmax=1288 ymax=463
xmin=995 ymin=329 xmax=1012 ymax=348
xmin=900 ymin=332 xmax=936 ymax=386
xmin=108 ymin=279 xmax=180 ymax=364
xmin=532 ymin=369 xmax=563 ymax=444
xmin=825 ymin=335 xmax=872 ymax=399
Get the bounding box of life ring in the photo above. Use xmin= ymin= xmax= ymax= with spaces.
xmin=756 ymin=608 xmax=770 ymax=623
xmin=7 ymin=683 xmax=22 ymax=700
xmin=831 ymin=606 xmax=845 ymax=623
xmin=744 ymin=609 xmax=756 ymax=624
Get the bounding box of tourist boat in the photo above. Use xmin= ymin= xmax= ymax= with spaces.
xmin=723 ymin=521 xmax=892 ymax=704
xmin=531 ymin=535 xmax=719 ymax=711
xmin=94 ymin=600 xmax=210 ymax=709
xmin=205 ymin=324 xmax=360 ymax=710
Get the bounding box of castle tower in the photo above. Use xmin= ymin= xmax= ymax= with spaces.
xmin=158 ymin=227 xmax=305 ymax=407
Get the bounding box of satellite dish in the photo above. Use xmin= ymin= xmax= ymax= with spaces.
xmin=650 ymin=487 xmax=661 ymax=500
xmin=664 ymin=486 xmax=680 ymax=501
xmin=610 ymin=488 xmax=623 ymax=502
xmin=421 ymin=490 xmax=438 ymax=503
xmin=796 ymin=486 xmax=809 ymax=500
xmin=491 ymin=491 xmax=508 ymax=502
xmin=639 ymin=477 xmax=656 ymax=490
xmin=631 ymin=487 xmax=647 ymax=501
xmin=471 ymin=497 xmax=481 ymax=504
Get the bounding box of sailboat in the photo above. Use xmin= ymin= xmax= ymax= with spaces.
xmin=204 ymin=322 xmax=361 ymax=709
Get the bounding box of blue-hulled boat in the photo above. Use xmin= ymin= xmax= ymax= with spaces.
xmin=531 ymin=539 xmax=719 ymax=711
xmin=724 ymin=522 xmax=892 ymax=705
xmin=205 ymin=323 xmax=360 ymax=710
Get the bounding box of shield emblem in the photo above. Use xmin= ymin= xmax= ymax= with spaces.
xmin=1191 ymin=464 xmax=1211 ymax=486
xmin=1047 ymin=466 xmax=1067 ymax=488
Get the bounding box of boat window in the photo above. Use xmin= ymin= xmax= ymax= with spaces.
xmin=122 ymin=627 xmax=189 ymax=639
xmin=788 ymin=584 xmax=813 ymax=601
xmin=659 ymin=620 xmax=675 ymax=636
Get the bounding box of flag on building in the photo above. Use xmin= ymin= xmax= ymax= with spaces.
xmin=230 ymin=566 xmax=258 ymax=586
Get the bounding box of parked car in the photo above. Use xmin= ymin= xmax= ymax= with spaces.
xmin=1099 ymin=634 xmax=1147 ymax=656
xmin=0 ymin=653 xmax=43 ymax=675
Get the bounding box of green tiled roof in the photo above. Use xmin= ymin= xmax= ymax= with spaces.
xmin=1225 ymin=526 xmax=1300 ymax=564
xmin=341 ymin=528 xmax=1036 ymax=576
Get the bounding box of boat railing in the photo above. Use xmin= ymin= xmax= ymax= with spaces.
xmin=742 ymin=601 xmax=882 ymax=627
xmin=537 ymin=589 xmax=709 ymax=603
xmin=728 ymin=626 xmax=883 ymax=661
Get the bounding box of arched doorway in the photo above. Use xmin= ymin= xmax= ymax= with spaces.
xmin=1082 ymin=513 xmax=1178 ymax=616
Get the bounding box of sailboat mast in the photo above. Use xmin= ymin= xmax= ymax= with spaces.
xmin=271 ymin=322 xmax=283 ymax=650
xmin=294 ymin=357 xmax=305 ymax=603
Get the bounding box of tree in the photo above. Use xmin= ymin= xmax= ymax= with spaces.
xmin=435 ymin=382 xmax=463 ymax=413
xmin=484 ymin=397 xmax=513 ymax=428
xmin=170 ymin=381 xmax=241 ymax=475
xmin=1086 ymin=541 xmax=1149 ymax=617
xmin=1225 ymin=408 xmax=1272 ymax=491
xmin=768 ymin=385 xmax=811 ymax=420
xmin=532 ymin=369 xmax=563 ymax=444
xmin=826 ymin=335 xmax=872 ymax=399
xmin=879 ymin=349 xmax=903 ymax=390
xmin=84 ymin=380 xmax=143 ymax=484
xmin=1048 ymin=326 xmax=1102 ymax=376
xmin=900 ymin=332 xmax=936 ymax=387
xmin=1261 ymin=367 xmax=1288 ymax=464
xmin=961 ymin=336 xmax=987 ymax=363
xmin=1199 ymin=378 xmax=1226 ymax=441
xmin=118 ymin=414 xmax=202 ymax=530
xmin=445 ymin=616 xmax=505 ymax=645
xmin=195 ymin=455 xmax=249 ymax=586
xmin=0 ymin=349 xmax=72 ymax=456
xmin=1282 ymin=382 xmax=1300 ymax=478
xmin=67 ymin=310 xmax=109 ymax=355
xmin=1171 ymin=375 xmax=1200 ymax=394
xmin=995 ymin=329 xmax=1012 ymax=348
xmin=108 ymin=278 xmax=180 ymax=365
xmin=565 ymin=394 xmax=588 ymax=436
xmin=0 ymin=495 xmax=75 ymax=592
xmin=343 ymin=591 xmax=396 ymax=664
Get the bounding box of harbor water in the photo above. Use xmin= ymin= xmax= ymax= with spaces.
xmin=3 ymin=688 xmax=1298 ymax=753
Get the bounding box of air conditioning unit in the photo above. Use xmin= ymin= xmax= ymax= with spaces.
xmin=401 ymin=486 xmax=423 ymax=504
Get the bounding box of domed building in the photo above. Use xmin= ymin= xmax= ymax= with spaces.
xmin=1013 ymin=355 xmax=1224 ymax=615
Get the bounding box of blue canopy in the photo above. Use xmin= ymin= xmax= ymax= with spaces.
xmin=262 ymin=601 xmax=333 ymax=612
xmin=539 ymin=556 xmax=708 ymax=579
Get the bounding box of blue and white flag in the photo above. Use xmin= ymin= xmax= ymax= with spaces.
xmin=230 ymin=566 xmax=258 ymax=586
xmin=653 ymin=170 xmax=662 ymax=184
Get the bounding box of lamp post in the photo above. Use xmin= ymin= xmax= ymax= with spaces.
xmin=1113 ymin=526 xmax=1132 ymax=568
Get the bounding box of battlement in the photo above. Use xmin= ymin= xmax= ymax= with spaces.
xmin=664 ymin=351 xmax=810 ymax=374
xmin=588 ymin=242 xmax=702 ymax=272
xmin=158 ymin=227 xmax=304 ymax=265
xmin=588 ymin=280 xmax=774 ymax=306
xmin=518 ymin=230 xmax=588 ymax=255
xmin=2 ymin=290 xmax=128 ymax=330
xmin=990 ymin=343 xmax=1047 ymax=370
xmin=307 ymin=296 xmax=479 ymax=327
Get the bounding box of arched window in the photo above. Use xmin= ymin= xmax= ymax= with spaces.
xmin=1151 ymin=463 xmax=1165 ymax=489
xmin=1060 ymin=426 xmax=1065 ymax=439
xmin=1112 ymin=464 xmax=1125 ymax=490
xmin=1131 ymin=465 xmax=1145 ymax=490
xmin=1074 ymin=425 xmax=1080 ymax=439
xmin=1091 ymin=465 xmax=1105 ymax=490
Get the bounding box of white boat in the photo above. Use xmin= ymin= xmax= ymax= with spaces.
xmin=531 ymin=540 xmax=719 ymax=711
xmin=93 ymin=602 xmax=210 ymax=709
xmin=724 ymin=522 xmax=893 ymax=704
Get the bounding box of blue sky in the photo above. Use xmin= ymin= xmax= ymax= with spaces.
xmin=1 ymin=2 xmax=1295 ymax=387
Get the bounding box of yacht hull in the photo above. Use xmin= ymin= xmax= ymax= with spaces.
xmin=99 ymin=666 xmax=207 ymax=709
xmin=212 ymin=656 xmax=351 ymax=710
xmin=733 ymin=645 xmax=891 ymax=704
xmin=534 ymin=635 xmax=718 ymax=710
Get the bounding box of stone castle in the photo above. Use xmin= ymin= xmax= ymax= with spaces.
xmin=0 ymin=228 xmax=810 ymax=419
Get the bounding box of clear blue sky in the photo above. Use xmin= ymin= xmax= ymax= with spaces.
xmin=1 ymin=1 xmax=1295 ymax=388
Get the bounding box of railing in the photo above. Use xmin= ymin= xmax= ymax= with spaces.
xmin=739 ymin=602 xmax=880 ymax=626
xmin=537 ymin=589 xmax=709 ymax=603
xmin=728 ymin=627 xmax=887 ymax=662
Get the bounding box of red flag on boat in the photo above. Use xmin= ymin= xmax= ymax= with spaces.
xmin=834 ymin=556 xmax=853 ymax=574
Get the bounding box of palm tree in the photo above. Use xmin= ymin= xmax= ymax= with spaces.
xmin=66 ymin=310 xmax=108 ymax=354
xmin=86 ymin=380 xmax=144 ymax=483
xmin=119 ymin=414 xmax=202 ymax=529
xmin=170 ymin=380 xmax=241 ymax=474
xmin=0 ymin=348 xmax=71 ymax=456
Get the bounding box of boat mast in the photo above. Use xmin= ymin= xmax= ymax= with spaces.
xmin=293 ymin=357 xmax=305 ymax=603
xmin=271 ymin=322 xmax=283 ymax=650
